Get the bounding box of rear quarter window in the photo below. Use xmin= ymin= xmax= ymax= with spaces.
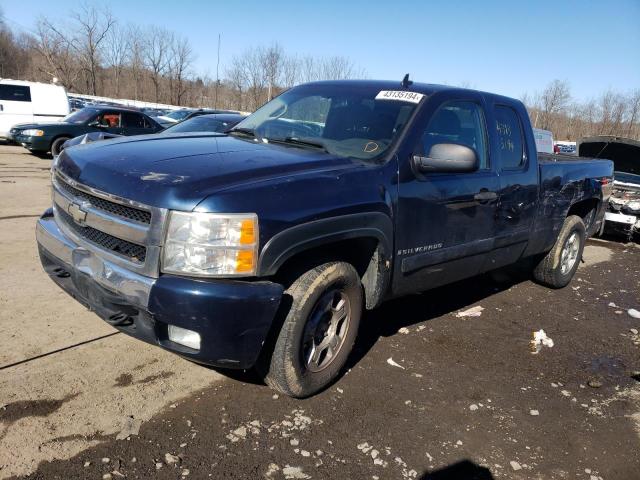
xmin=0 ymin=84 xmax=32 ymax=102
xmin=495 ymin=106 xmax=525 ymax=169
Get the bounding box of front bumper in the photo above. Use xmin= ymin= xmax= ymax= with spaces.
xmin=36 ymin=210 xmax=284 ymax=369
xmin=15 ymin=134 xmax=51 ymax=152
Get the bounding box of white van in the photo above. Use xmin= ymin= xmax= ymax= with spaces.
xmin=0 ymin=79 xmax=70 ymax=140
xmin=533 ymin=128 xmax=554 ymax=154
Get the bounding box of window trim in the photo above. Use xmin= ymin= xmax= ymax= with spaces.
xmin=417 ymin=99 xmax=490 ymax=171
xmin=494 ymin=104 xmax=527 ymax=172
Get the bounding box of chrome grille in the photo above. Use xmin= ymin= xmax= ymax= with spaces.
xmin=51 ymin=169 xmax=168 ymax=278
xmin=56 ymin=175 xmax=151 ymax=224
xmin=57 ymin=208 xmax=146 ymax=262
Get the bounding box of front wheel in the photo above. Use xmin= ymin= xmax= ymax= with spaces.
xmin=50 ymin=136 xmax=70 ymax=157
xmin=261 ymin=262 xmax=362 ymax=398
xmin=533 ymin=215 xmax=586 ymax=288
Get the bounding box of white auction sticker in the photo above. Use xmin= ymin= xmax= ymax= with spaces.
xmin=375 ymin=90 xmax=425 ymax=104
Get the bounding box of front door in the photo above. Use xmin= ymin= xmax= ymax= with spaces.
xmin=394 ymin=93 xmax=499 ymax=295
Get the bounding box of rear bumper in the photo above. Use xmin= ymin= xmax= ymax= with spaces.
xmin=36 ymin=210 xmax=284 ymax=369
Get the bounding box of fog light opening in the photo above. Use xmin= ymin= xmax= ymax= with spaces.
xmin=168 ymin=325 xmax=201 ymax=350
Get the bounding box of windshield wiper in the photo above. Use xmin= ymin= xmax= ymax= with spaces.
xmin=270 ymin=137 xmax=328 ymax=153
xmin=227 ymin=127 xmax=256 ymax=138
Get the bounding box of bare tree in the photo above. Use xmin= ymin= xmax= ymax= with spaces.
xmin=260 ymin=43 xmax=283 ymax=101
xmin=167 ymin=35 xmax=194 ymax=105
xmin=34 ymin=18 xmax=81 ymax=89
xmin=103 ymin=24 xmax=128 ymax=97
xmin=537 ymin=79 xmax=571 ymax=130
xmin=73 ymin=4 xmax=115 ymax=95
xmin=144 ymin=26 xmax=171 ymax=102
xmin=126 ymin=25 xmax=145 ymax=100
xmin=226 ymin=57 xmax=246 ymax=111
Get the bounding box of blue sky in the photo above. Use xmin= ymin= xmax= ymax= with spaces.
xmin=4 ymin=0 xmax=639 ymax=101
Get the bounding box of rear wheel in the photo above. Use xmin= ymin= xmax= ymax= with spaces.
xmin=50 ymin=136 xmax=70 ymax=157
xmin=261 ymin=261 xmax=362 ymax=398
xmin=533 ymin=215 xmax=586 ymax=288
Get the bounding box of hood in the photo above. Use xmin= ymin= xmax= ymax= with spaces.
xmin=56 ymin=133 xmax=358 ymax=211
xmin=13 ymin=122 xmax=69 ymax=130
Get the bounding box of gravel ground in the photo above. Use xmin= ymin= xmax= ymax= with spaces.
xmin=1 ymin=145 xmax=639 ymax=480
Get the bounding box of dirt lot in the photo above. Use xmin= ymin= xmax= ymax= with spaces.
xmin=1 ymin=144 xmax=639 ymax=480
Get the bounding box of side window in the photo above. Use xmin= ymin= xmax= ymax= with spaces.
xmin=98 ymin=112 xmax=121 ymax=128
xmin=122 ymin=112 xmax=145 ymax=128
xmin=419 ymin=101 xmax=488 ymax=169
xmin=495 ymin=106 xmax=525 ymax=169
xmin=0 ymin=84 xmax=31 ymax=102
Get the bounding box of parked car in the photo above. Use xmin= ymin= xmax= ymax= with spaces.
xmin=181 ymin=109 xmax=242 ymax=121
xmin=36 ymin=79 xmax=613 ymax=398
xmin=68 ymin=97 xmax=86 ymax=112
xmin=10 ymin=105 xmax=163 ymax=157
xmin=160 ymin=113 xmax=245 ymax=134
xmin=153 ymin=109 xmax=195 ymax=126
xmin=579 ymin=136 xmax=640 ymax=241
xmin=0 ymin=79 xmax=70 ymax=141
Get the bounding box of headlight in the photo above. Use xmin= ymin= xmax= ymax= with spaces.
xmin=22 ymin=129 xmax=44 ymax=136
xmin=626 ymin=200 xmax=640 ymax=212
xmin=162 ymin=211 xmax=258 ymax=277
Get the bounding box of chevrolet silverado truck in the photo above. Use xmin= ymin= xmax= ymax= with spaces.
xmin=36 ymin=79 xmax=614 ymax=397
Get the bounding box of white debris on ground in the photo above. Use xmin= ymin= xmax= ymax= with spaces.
xmin=628 ymin=309 xmax=640 ymax=319
xmin=530 ymin=329 xmax=554 ymax=354
xmin=398 ymin=327 xmax=410 ymax=334
xmin=386 ymin=358 xmax=405 ymax=369
xmin=356 ymin=442 xmax=417 ymax=478
xmin=455 ymin=306 xmax=484 ymax=318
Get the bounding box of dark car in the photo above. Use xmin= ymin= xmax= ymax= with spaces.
xmin=11 ymin=105 xmax=164 ymax=157
xmin=37 ymin=80 xmax=613 ymax=397
xmin=160 ymin=113 xmax=245 ymax=134
xmin=181 ymin=109 xmax=242 ymax=121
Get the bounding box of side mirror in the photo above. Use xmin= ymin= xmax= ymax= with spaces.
xmin=413 ymin=143 xmax=479 ymax=173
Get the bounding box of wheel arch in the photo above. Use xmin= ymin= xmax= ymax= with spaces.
xmin=258 ymin=212 xmax=393 ymax=309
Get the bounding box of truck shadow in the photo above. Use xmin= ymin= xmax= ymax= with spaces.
xmin=215 ymin=268 xmax=530 ymax=389
xmin=419 ymin=459 xmax=494 ymax=479
xmin=345 ymin=269 xmax=529 ymax=372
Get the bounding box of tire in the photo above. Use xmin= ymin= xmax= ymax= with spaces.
xmin=261 ymin=261 xmax=363 ymax=398
xmin=50 ymin=137 xmax=70 ymax=157
xmin=533 ymin=215 xmax=586 ymax=288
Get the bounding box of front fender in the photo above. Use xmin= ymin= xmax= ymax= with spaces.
xmin=257 ymin=212 xmax=393 ymax=277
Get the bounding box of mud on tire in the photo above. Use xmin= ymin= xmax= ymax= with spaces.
xmin=260 ymin=261 xmax=362 ymax=398
xmin=533 ymin=215 xmax=586 ymax=289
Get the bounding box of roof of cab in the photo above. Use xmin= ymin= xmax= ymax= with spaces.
xmin=299 ymin=79 xmax=522 ymax=105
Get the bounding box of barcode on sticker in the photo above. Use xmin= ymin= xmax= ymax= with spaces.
xmin=375 ymin=90 xmax=425 ymax=104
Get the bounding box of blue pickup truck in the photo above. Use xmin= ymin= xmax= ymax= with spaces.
xmin=36 ymin=79 xmax=613 ymax=397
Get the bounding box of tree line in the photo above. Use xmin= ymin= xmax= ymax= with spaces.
xmin=522 ymin=79 xmax=640 ymax=141
xmin=1 ymin=5 xmax=638 ymax=140
xmin=0 ymin=5 xmax=364 ymax=112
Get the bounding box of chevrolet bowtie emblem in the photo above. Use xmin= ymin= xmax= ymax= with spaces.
xmin=67 ymin=202 xmax=87 ymax=225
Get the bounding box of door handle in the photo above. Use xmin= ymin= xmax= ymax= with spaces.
xmin=474 ymin=190 xmax=498 ymax=202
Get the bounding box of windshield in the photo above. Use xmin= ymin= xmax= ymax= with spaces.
xmin=166 ymin=110 xmax=192 ymax=121
xmin=163 ymin=116 xmax=233 ymax=134
xmin=232 ymin=84 xmax=423 ymax=160
xmin=62 ymin=108 xmax=99 ymax=124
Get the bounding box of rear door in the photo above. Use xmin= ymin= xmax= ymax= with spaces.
xmin=394 ymin=91 xmax=500 ymax=295
xmin=0 ymin=83 xmax=33 ymax=137
xmin=484 ymin=102 xmax=539 ymax=269
xmin=122 ymin=112 xmax=157 ymax=136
